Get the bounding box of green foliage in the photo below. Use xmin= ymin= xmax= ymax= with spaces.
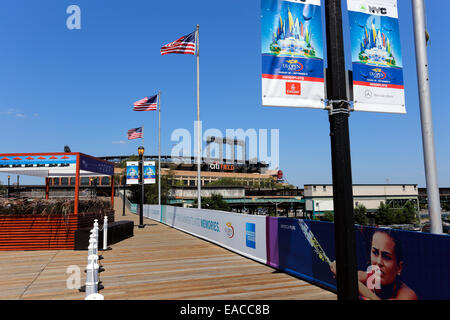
xmin=192 ymin=193 xmax=231 ymax=212
xmin=208 ymin=178 xmax=245 ymax=187
xmin=319 ymin=212 xmax=334 ymax=222
xmin=354 ymin=204 xmax=369 ymax=225
xmin=375 ymin=201 xmax=418 ymax=225
xmin=375 ymin=202 xmax=396 ymax=225
xmin=128 ymin=170 xmax=174 ymax=205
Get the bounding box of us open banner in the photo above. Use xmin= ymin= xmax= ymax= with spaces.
xmin=143 ymin=161 xmax=156 ymax=184
xmin=126 ymin=161 xmax=139 ymax=185
xmin=261 ymin=0 xmax=325 ymax=109
xmin=348 ymin=0 xmax=405 ymax=113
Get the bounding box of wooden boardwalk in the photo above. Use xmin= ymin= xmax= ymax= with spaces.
xmin=0 ymin=198 xmax=336 ymax=300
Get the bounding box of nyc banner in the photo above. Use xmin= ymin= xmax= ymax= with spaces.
xmin=126 ymin=161 xmax=139 ymax=185
xmin=143 ymin=161 xmax=156 ymax=184
xmin=261 ymin=0 xmax=325 ymax=109
xmin=347 ymin=0 xmax=406 ymax=113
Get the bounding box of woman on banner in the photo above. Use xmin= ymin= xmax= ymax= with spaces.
xmin=330 ymin=229 xmax=418 ymax=300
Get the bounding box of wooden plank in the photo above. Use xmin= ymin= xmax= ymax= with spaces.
xmin=0 ymin=198 xmax=336 ymax=300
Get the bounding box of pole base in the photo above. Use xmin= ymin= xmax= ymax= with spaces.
xmin=138 ymin=225 xmax=145 ymax=229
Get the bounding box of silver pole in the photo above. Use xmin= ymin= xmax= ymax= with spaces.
xmin=412 ymin=0 xmax=442 ymax=234
xmin=142 ymin=125 xmax=144 ymax=150
xmin=196 ymin=24 xmax=201 ymax=209
xmin=158 ymin=91 xmax=161 ymax=209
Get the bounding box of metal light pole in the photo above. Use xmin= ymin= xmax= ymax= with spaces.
xmin=195 ymin=24 xmax=202 ymax=209
xmin=325 ymin=0 xmax=358 ymax=300
xmin=17 ymin=175 xmax=20 ymax=198
xmin=122 ymin=175 xmax=126 ymax=216
xmin=412 ymin=0 xmax=443 ymax=234
xmin=138 ymin=146 xmax=145 ymax=228
xmin=7 ymin=175 xmax=10 ymax=199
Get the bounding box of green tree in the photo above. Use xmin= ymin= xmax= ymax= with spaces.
xmin=320 ymin=212 xmax=334 ymax=222
xmin=354 ymin=204 xmax=369 ymax=225
xmin=192 ymin=193 xmax=231 ymax=212
xmin=398 ymin=201 xmax=418 ymax=224
xmin=375 ymin=202 xmax=396 ymax=225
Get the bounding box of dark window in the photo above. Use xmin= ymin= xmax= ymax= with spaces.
xmin=70 ymin=177 xmax=75 ymax=186
xmin=189 ymin=180 xmax=195 ymax=186
xmin=48 ymin=179 xmax=53 ymax=186
xmin=61 ymin=178 xmax=69 ymax=186
xmin=183 ymin=180 xmax=188 ymax=186
xmin=101 ymin=177 xmax=110 ymax=185
xmin=53 ymin=178 xmax=59 ymax=186
xmin=81 ymin=177 xmax=89 ymax=186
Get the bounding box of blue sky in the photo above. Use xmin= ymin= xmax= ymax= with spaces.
xmin=0 ymin=0 xmax=448 ymax=188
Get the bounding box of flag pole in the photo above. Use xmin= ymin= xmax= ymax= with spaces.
xmin=196 ymin=24 xmax=201 ymax=209
xmin=158 ymin=91 xmax=161 ymax=209
xmin=142 ymin=125 xmax=144 ymax=150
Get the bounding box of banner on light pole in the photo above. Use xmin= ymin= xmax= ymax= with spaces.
xmin=347 ymin=0 xmax=406 ymax=114
xmin=261 ymin=0 xmax=325 ymax=109
xmin=126 ymin=161 xmax=139 ymax=185
xmin=144 ymin=161 xmax=156 ymax=184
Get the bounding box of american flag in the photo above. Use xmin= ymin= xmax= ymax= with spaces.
xmin=133 ymin=95 xmax=158 ymax=111
xmin=127 ymin=127 xmax=143 ymax=140
xmin=160 ymin=31 xmax=196 ymax=55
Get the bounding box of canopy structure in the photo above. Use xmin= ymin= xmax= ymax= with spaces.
xmin=0 ymin=152 xmax=115 ymax=214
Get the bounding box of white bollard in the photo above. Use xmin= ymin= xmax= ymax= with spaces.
xmin=85 ymin=293 xmax=104 ymax=300
xmin=88 ymin=254 xmax=99 ymax=286
xmin=103 ymin=216 xmax=108 ymax=250
xmin=93 ymin=219 xmax=99 ymax=241
xmin=85 ymin=259 xmax=98 ymax=297
xmin=88 ymin=236 xmax=98 ymax=256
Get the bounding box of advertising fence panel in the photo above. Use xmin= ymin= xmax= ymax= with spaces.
xmin=133 ymin=203 xmax=450 ymax=299
xmin=143 ymin=205 xmax=267 ymax=264
xmin=271 ymin=219 xmax=450 ymax=299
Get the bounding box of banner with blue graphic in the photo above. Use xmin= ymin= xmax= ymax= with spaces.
xmin=347 ymin=0 xmax=406 ymax=113
xmin=126 ymin=161 xmax=139 ymax=185
xmin=261 ymin=0 xmax=325 ymax=109
xmin=143 ymin=161 xmax=156 ymax=184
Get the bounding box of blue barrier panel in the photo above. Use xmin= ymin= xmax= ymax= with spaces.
xmin=275 ymin=218 xmax=450 ymax=300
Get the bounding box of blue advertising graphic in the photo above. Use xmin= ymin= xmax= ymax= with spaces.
xmin=261 ymin=0 xmax=325 ymax=109
xmin=126 ymin=161 xmax=139 ymax=185
xmin=0 ymin=154 xmax=76 ymax=166
xmin=143 ymin=161 xmax=156 ymax=184
xmin=80 ymin=155 xmax=114 ymax=176
xmin=246 ymin=222 xmax=256 ymax=249
xmin=347 ymin=0 xmax=405 ymax=113
xmin=274 ymin=218 xmax=450 ymax=300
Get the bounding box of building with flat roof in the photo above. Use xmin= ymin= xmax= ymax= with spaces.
xmin=304 ymin=184 xmax=419 ymax=217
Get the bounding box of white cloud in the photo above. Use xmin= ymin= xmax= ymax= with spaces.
xmin=15 ymin=113 xmax=25 ymax=118
xmin=112 ymin=140 xmax=127 ymax=145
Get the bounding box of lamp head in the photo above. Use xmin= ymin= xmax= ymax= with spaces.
xmin=138 ymin=146 xmax=145 ymax=156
